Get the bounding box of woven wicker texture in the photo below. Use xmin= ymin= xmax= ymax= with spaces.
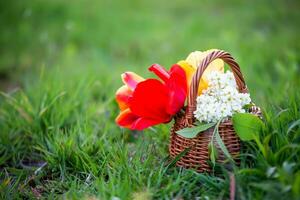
xmin=169 ymin=50 xmax=261 ymax=172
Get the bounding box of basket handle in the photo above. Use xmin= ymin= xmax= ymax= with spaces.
xmin=185 ymin=50 xmax=248 ymax=123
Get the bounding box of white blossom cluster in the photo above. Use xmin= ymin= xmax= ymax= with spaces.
xmin=194 ymin=71 xmax=251 ymax=123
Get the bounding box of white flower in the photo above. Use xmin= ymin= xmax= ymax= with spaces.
xmin=194 ymin=71 xmax=251 ymax=123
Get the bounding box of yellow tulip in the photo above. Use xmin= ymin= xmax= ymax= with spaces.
xmin=178 ymin=49 xmax=224 ymax=95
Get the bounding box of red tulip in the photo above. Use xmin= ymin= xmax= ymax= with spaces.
xmin=115 ymin=64 xmax=187 ymax=130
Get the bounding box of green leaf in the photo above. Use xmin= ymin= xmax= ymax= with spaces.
xmin=214 ymin=124 xmax=234 ymax=163
xmin=176 ymin=122 xmax=216 ymax=138
xmin=232 ymin=113 xmax=264 ymax=141
xmin=208 ymin=142 xmax=218 ymax=166
xmin=243 ymin=103 xmax=255 ymax=110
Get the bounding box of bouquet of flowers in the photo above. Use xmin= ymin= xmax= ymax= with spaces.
xmin=115 ymin=49 xmax=263 ymax=172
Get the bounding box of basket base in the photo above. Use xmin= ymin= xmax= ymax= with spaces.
xmin=169 ymin=116 xmax=240 ymax=173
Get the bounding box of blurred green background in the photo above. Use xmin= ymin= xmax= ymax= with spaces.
xmin=0 ymin=0 xmax=300 ymax=199
xmin=1 ymin=0 xmax=299 ymax=103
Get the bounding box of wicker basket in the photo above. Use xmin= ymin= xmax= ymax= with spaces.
xmin=169 ymin=50 xmax=261 ymax=173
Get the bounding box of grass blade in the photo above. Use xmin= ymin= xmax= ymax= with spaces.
xmin=166 ymin=147 xmax=191 ymax=170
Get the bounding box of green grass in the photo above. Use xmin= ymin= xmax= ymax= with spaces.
xmin=0 ymin=0 xmax=300 ymax=199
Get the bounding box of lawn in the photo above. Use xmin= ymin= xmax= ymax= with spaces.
xmin=0 ymin=0 xmax=300 ymax=199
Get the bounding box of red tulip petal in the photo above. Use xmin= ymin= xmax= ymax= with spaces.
xmin=131 ymin=117 xmax=162 ymax=130
xmin=115 ymin=108 xmax=139 ymax=128
xmin=130 ymin=79 xmax=171 ymax=121
xmin=121 ymin=72 xmax=144 ymax=90
xmin=165 ymin=64 xmax=187 ymax=115
xmin=149 ymin=64 xmax=170 ymax=83
xmin=115 ymin=85 xmax=133 ymax=110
